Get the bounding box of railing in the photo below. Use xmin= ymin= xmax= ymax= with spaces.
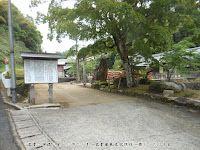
xmin=1 ymin=71 xmax=11 ymax=96
xmin=151 ymin=73 xmax=182 ymax=80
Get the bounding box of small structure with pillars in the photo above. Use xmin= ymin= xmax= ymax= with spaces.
xmin=20 ymin=52 xmax=59 ymax=104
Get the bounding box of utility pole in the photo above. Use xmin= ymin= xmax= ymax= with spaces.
xmin=8 ymin=0 xmax=17 ymax=103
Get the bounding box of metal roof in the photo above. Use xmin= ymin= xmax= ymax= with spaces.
xmin=152 ymin=47 xmax=200 ymax=61
xmin=58 ymin=58 xmax=75 ymax=65
xmin=136 ymin=47 xmax=200 ymax=66
xmin=20 ymin=51 xmax=60 ymax=60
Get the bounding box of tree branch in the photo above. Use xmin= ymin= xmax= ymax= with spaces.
xmin=103 ymin=41 xmax=115 ymax=49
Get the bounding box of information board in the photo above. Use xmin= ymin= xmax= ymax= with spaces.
xmin=24 ymin=59 xmax=58 ymax=84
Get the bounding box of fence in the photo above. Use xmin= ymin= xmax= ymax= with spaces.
xmin=151 ymin=72 xmax=182 ymax=80
xmin=1 ymin=71 xmax=11 ymax=96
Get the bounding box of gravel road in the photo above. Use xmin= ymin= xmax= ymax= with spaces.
xmin=30 ymin=83 xmax=200 ymax=150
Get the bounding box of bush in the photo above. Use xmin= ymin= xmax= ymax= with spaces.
xmin=99 ymin=81 xmax=108 ymax=86
xmin=4 ymin=69 xmax=28 ymax=100
xmin=113 ymin=77 xmax=127 ymax=88
xmin=16 ymin=80 xmax=30 ymax=98
xmin=91 ymin=81 xmax=100 ymax=89
xmin=149 ymin=81 xmax=164 ymax=93
xmin=139 ymin=78 xmax=149 ymax=85
xmin=4 ymin=69 xmax=24 ymax=80
xmin=91 ymin=81 xmax=108 ymax=89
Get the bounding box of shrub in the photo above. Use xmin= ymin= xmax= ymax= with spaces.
xmin=149 ymin=81 xmax=164 ymax=93
xmin=91 ymin=81 xmax=108 ymax=89
xmin=16 ymin=80 xmax=30 ymax=98
xmin=4 ymin=69 xmax=24 ymax=80
xmin=99 ymin=81 xmax=108 ymax=86
xmin=113 ymin=77 xmax=127 ymax=88
xmin=91 ymin=81 xmax=100 ymax=89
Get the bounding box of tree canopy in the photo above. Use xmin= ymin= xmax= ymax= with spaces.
xmin=0 ymin=0 xmax=43 ymax=52
xmin=32 ymin=0 xmax=200 ymax=87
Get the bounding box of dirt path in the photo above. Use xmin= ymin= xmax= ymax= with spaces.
xmin=35 ymin=82 xmax=140 ymax=108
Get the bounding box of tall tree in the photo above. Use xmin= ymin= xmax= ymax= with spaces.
xmin=0 ymin=0 xmax=43 ymax=52
xmin=32 ymin=0 xmax=198 ymax=87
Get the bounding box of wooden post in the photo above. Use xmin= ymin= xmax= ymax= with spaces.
xmin=30 ymin=84 xmax=35 ymax=105
xmin=48 ymin=83 xmax=53 ymax=103
xmin=108 ymin=77 xmax=111 ymax=92
xmin=118 ymin=77 xmax=121 ymax=90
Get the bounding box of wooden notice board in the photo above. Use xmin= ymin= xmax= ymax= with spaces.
xmin=24 ymin=59 xmax=58 ymax=84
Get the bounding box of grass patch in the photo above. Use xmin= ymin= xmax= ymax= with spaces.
xmin=124 ymin=85 xmax=149 ymax=93
xmin=173 ymin=89 xmax=200 ymax=99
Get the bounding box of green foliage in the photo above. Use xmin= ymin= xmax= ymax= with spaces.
xmin=3 ymin=68 xmax=29 ymax=98
xmin=0 ymin=26 xmax=31 ymax=72
xmin=66 ymin=61 xmax=76 ymax=75
xmin=112 ymin=55 xmax=122 ymax=71
xmin=32 ymin=0 xmax=199 ymax=87
xmin=85 ymin=60 xmax=95 ymax=74
xmin=66 ymin=45 xmax=77 ymax=58
xmin=113 ymin=77 xmax=127 ymax=89
xmin=173 ymin=1 xmax=200 ymax=47
xmin=4 ymin=69 xmax=24 ymax=80
xmin=0 ymin=62 xmax=5 ymax=73
xmin=78 ymin=38 xmax=116 ymax=59
xmin=56 ymin=51 xmax=67 ymax=59
xmin=91 ymin=81 xmax=108 ymax=89
xmin=16 ymin=80 xmax=30 ymax=98
xmin=91 ymin=81 xmax=100 ymax=89
xmin=160 ymin=45 xmax=200 ymax=81
xmin=0 ymin=0 xmax=43 ymax=52
xmin=106 ymin=52 xmax=116 ymax=69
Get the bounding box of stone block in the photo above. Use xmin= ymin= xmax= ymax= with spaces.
xmin=163 ymin=90 xmax=174 ymax=97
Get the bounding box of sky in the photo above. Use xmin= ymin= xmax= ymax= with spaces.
xmin=12 ymin=0 xmax=91 ymax=53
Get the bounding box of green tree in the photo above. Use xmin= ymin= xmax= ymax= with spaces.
xmin=66 ymin=44 xmax=81 ymax=82
xmin=0 ymin=0 xmax=7 ymax=25
xmin=0 ymin=0 xmax=43 ymax=52
xmin=173 ymin=0 xmax=200 ymax=47
xmin=56 ymin=51 xmax=67 ymax=59
xmin=159 ymin=42 xmax=200 ymax=81
xmin=31 ymin=0 xmax=198 ymax=87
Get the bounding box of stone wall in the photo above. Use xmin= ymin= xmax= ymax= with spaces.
xmin=184 ymin=83 xmax=200 ymax=90
xmin=58 ymin=77 xmax=76 ymax=83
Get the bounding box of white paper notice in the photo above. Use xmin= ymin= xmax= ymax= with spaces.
xmin=24 ymin=59 xmax=58 ymax=84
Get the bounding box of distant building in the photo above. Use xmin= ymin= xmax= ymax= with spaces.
xmin=135 ymin=47 xmax=200 ymax=80
xmin=58 ymin=58 xmax=74 ymax=77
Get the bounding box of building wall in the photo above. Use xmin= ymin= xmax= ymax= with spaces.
xmin=58 ymin=65 xmax=63 ymax=72
xmin=58 ymin=65 xmax=64 ymax=77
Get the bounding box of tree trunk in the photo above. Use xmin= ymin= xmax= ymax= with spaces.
xmin=115 ymin=37 xmax=135 ymax=88
xmin=82 ymin=57 xmax=86 ymax=84
xmin=167 ymin=69 xmax=171 ymax=82
xmin=76 ymin=57 xmax=80 ymax=83
xmin=75 ymin=37 xmax=80 ymax=83
xmin=123 ymin=61 xmax=134 ymax=88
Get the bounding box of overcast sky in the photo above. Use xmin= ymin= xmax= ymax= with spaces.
xmin=12 ymin=0 xmax=90 ymax=53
